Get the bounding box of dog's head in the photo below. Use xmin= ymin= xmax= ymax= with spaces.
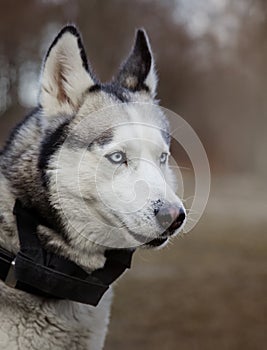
xmin=39 ymin=26 xmax=186 ymax=250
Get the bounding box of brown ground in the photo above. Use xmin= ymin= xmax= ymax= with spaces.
xmin=105 ymin=180 xmax=267 ymax=350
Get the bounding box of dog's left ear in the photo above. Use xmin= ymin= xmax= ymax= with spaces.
xmin=115 ymin=29 xmax=157 ymax=98
xmin=39 ymin=25 xmax=96 ymax=116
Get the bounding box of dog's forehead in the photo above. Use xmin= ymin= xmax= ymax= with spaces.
xmin=116 ymin=103 xmax=170 ymax=148
xmin=79 ymin=85 xmax=152 ymax=114
xmin=108 ymin=124 xmax=168 ymax=157
xmin=67 ymin=88 xmax=170 ymax=149
xmin=111 ymin=109 xmax=167 ymax=151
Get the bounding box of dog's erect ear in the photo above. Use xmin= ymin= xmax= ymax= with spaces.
xmin=39 ymin=25 xmax=96 ymax=116
xmin=115 ymin=29 xmax=157 ymax=98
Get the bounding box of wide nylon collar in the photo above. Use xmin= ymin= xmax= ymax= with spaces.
xmin=0 ymin=199 xmax=134 ymax=306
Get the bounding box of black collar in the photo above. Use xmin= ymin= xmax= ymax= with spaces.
xmin=0 ymin=199 xmax=135 ymax=306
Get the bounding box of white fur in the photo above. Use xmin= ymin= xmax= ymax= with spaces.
xmin=50 ymin=101 xmax=185 ymax=249
xmin=0 ymin=282 xmax=112 ymax=350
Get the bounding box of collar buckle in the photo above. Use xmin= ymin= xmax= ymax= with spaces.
xmin=5 ymin=259 xmax=17 ymax=288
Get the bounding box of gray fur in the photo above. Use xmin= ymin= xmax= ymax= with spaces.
xmin=0 ymin=25 xmax=185 ymax=349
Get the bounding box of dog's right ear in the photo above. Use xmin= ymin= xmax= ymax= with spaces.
xmin=39 ymin=25 xmax=96 ymax=116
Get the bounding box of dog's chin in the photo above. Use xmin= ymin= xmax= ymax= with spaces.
xmin=127 ymin=229 xmax=169 ymax=249
xmin=141 ymin=225 xmax=185 ymax=250
xmin=123 ymin=222 xmax=183 ymax=249
xmin=142 ymin=237 xmax=169 ymax=249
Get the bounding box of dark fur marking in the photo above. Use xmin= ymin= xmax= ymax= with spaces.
xmin=38 ymin=120 xmax=70 ymax=188
xmin=88 ymin=84 xmax=101 ymax=93
xmin=101 ymin=83 xmax=130 ymax=102
xmin=88 ymin=82 xmax=130 ymax=102
xmin=37 ymin=121 xmax=72 ymax=244
xmin=90 ymin=129 xmax=114 ymax=148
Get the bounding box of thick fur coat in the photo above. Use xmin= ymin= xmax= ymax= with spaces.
xmin=0 ymin=26 xmax=185 ymax=349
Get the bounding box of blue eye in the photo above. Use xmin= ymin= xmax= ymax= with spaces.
xmin=106 ymin=151 xmax=127 ymax=165
xmin=160 ymin=152 xmax=168 ymax=164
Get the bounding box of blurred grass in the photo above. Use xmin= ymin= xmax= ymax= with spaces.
xmin=105 ymin=188 xmax=267 ymax=350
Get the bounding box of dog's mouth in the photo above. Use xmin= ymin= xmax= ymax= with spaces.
xmin=144 ymin=237 xmax=168 ymax=248
xmin=127 ymin=229 xmax=168 ymax=248
xmin=117 ymin=219 xmax=170 ymax=248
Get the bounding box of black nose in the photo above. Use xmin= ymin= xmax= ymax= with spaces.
xmin=156 ymin=205 xmax=186 ymax=234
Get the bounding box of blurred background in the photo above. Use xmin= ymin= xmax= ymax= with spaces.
xmin=0 ymin=0 xmax=266 ymax=349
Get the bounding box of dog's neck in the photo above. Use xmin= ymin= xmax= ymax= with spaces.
xmin=0 ymin=178 xmax=107 ymax=272
xmin=0 ymin=197 xmax=134 ymax=306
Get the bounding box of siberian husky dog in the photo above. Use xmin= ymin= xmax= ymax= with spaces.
xmin=0 ymin=25 xmax=186 ymax=349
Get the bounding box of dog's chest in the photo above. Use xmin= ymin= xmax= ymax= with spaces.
xmin=0 ymin=284 xmax=113 ymax=350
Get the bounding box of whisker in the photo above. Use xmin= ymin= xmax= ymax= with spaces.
xmin=169 ymin=165 xmax=192 ymax=171
xmin=182 ymin=196 xmax=195 ymax=203
xmin=170 ymin=126 xmax=183 ymax=135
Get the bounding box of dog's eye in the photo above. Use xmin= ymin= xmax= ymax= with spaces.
xmin=160 ymin=152 xmax=168 ymax=164
xmin=106 ymin=151 xmax=127 ymax=165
